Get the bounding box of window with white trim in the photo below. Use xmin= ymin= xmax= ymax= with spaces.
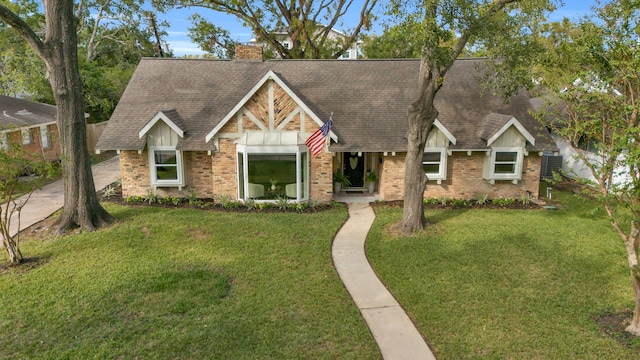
xmin=21 ymin=129 xmax=33 ymax=145
xmin=237 ymin=144 xmax=308 ymax=202
xmin=149 ymin=147 xmax=184 ymax=187
xmin=489 ymin=148 xmax=523 ymax=180
xmin=40 ymin=125 xmax=51 ymax=149
xmin=423 ymin=149 xmax=447 ymax=180
xmin=0 ymin=133 xmax=8 ymax=151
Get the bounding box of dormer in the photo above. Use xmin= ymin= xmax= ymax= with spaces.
xmin=423 ymin=119 xmax=457 ymax=184
xmin=139 ymin=110 xmax=186 ymax=189
xmin=480 ymin=114 xmax=534 ymax=184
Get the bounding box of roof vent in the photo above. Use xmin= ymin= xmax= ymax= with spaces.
xmin=16 ymin=109 xmax=32 ymax=116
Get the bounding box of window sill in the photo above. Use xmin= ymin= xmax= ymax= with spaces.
xmin=486 ymin=178 xmax=519 ymax=185
xmin=151 ymin=183 xmax=185 ymax=191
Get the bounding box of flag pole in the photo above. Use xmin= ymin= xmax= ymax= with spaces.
xmin=326 ymin=112 xmax=334 ymax=148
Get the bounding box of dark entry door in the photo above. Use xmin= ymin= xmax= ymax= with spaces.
xmin=343 ymin=152 xmax=365 ymax=188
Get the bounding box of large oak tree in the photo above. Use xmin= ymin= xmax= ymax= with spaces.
xmin=395 ymin=0 xmax=556 ymax=234
xmin=0 ymin=0 xmax=114 ymax=234
xmin=176 ymin=0 xmax=378 ymax=59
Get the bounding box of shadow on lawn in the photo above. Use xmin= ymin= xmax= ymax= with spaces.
xmin=0 ymin=255 xmax=50 ymax=274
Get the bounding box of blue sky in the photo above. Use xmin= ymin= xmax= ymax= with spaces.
xmin=160 ymin=0 xmax=598 ymax=57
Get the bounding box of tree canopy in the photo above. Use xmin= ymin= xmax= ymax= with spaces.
xmin=390 ymin=0 xmax=556 ymax=234
xmin=173 ymin=0 xmax=378 ymax=59
xmin=534 ymin=0 xmax=640 ymax=335
xmin=0 ymin=0 xmax=169 ymax=122
xmin=0 ymin=0 xmax=115 ymax=234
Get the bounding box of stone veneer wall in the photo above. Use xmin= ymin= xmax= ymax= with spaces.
xmin=379 ymin=152 xmax=542 ymax=201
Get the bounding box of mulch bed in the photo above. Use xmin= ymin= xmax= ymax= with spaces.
xmin=98 ymin=181 xmax=543 ymax=212
xmin=594 ymin=310 xmax=640 ymax=351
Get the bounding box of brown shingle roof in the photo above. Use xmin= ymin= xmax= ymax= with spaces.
xmin=96 ymin=58 xmax=556 ymax=152
xmin=0 ymin=95 xmax=56 ymax=130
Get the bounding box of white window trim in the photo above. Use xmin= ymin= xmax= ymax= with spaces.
xmin=489 ymin=147 xmax=524 ymax=180
xmin=148 ymin=146 xmax=184 ymax=188
xmin=423 ymin=148 xmax=447 ymax=181
xmin=0 ymin=132 xmax=8 ymax=151
xmin=40 ymin=125 xmax=51 ymax=149
xmin=236 ymin=144 xmax=309 ymax=203
xmin=21 ymin=128 xmax=33 ymax=145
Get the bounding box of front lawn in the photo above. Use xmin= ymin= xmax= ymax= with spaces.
xmin=367 ymin=187 xmax=640 ymax=359
xmin=0 ymin=205 xmax=380 ymax=359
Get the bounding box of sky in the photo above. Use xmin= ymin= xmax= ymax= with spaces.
xmin=159 ymin=0 xmax=599 ymax=57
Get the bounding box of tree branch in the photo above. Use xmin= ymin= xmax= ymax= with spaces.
xmin=448 ymin=0 xmax=518 ymax=71
xmin=0 ymin=4 xmax=48 ymax=61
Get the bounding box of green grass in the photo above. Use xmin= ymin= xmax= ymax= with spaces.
xmin=0 ymin=205 xmax=380 ymax=359
xmin=367 ymin=187 xmax=640 ymax=359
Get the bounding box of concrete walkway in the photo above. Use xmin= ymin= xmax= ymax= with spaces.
xmin=7 ymin=156 xmax=120 ymax=237
xmin=333 ymin=203 xmax=436 ymax=360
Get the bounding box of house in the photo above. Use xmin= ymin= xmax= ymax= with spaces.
xmin=96 ymin=47 xmax=557 ymax=203
xmin=531 ymin=96 xmax=630 ymax=187
xmin=0 ymin=95 xmax=61 ymax=161
xmin=250 ymin=26 xmax=359 ymax=59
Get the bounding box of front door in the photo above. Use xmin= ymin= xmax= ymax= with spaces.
xmin=343 ymin=152 xmax=365 ymax=188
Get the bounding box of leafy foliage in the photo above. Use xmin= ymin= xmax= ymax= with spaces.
xmin=534 ymin=0 xmax=640 ymax=335
xmin=176 ymin=0 xmax=378 ymax=59
xmin=0 ymin=144 xmax=56 ymax=264
xmin=1 ymin=0 xmax=169 ymax=122
xmin=392 ymin=0 xmax=557 ymax=234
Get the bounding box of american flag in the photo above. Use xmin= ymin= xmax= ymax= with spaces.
xmin=305 ymin=118 xmax=333 ymax=157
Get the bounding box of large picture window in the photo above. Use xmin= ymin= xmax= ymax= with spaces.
xmin=149 ymin=148 xmax=184 ymax=187
xmin=237 ymin=145 xmax=308 ymax=202
xmin=422 ymin=149 xmax=446 ymax=180
xmin=489 ymin=148 xmax=523 ymax=180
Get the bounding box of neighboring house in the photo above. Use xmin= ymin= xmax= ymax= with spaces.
xmin=0 ymin=95 xmax=61 ymax=162
xmin=96 ymin=46 xmax=557 ymax=203
xmin=531 ymin=97 xmax=630 ymax=187
xmin=250 ymin=26 xmax=359 ymax=59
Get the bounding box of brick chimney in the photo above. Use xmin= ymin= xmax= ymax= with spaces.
xmin=235 ymin=44 xmax=264 ymax=61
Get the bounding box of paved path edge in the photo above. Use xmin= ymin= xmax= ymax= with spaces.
xmin=332 ymin=202 xmax=436 ymax=360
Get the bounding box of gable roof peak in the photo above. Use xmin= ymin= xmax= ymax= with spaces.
xmin=205 ymin=69 xmax=337 ymax=143
xmin=138 ymin=110 xmax=185 ymax=139
xmin=480 ymin=113 xmax=535 ymax=146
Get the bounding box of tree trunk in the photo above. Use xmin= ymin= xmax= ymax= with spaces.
xmin=625 ymin=236 xmax=640 ymax=335
xmin=0 ymin=205 xmax=23 ymax=264
xmin=42 ymin=0 xmax=114 ymax=234
xmin=400 ymin=61 xmax=441 ymax=234
xmin=1 ymin=235 xmax=22 ymax=264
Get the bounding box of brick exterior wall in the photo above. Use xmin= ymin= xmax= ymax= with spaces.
xmin=235 ymin=45 xmax=264 ymax=61
xmin=379 ymin=152 xmax=542 ymax=201
xmin=5 ymin=125 xmax=61 ymax=162
xmin=119 ymin=76 xmax=335 ymax=202
xmin=309 ymin=152 xmax=333 ymax=202
xmin=120 ymin=150 xmax=214 ymax=199
xmin=120 ymin=150 xmax=150 ymax=197
xmin=211 ymin=138 xmax=239 ymax=198
xmin=379 ymin=154 xmax=405 ymax=201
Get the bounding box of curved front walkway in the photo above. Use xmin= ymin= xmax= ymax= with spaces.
xmin=7 ymin=156 xmax=120 ymax=237
xmin=332 ymin=203 xmax=436 ymax=360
